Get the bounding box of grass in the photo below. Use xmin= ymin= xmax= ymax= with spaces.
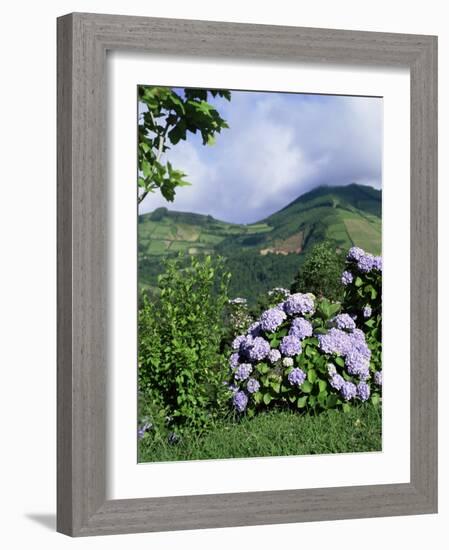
xmin=138 ymin=403 xmax=382 ymax=463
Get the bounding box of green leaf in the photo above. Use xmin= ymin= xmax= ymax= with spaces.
xmin=301 ymin=380 xmax=313 ymax=393
xmin=263 ymin=393 xmax=272 ymax=405
xmin=335 ymin=356 xmax=345 ymax=367
xmin=317 ymin=391 xmax=328 ymax=406
xmin=253 ymin=392 xmax=262 ymax=405
xmin=305 ymin=345 xmax=315 ymax=358
xmin=141 ymin=159 xmax=152 ymax=178
xmin=367 ymin=285 xmax=377 ymax=299
xmin=327 ymin=394 xmax=338 ymax=408
xmin=328 ymin=303 xmax=341 ymax=317
xmin=168 ymin=122 xmax=187 ymax=145
xmin=371 ymin=393 xmax=381 ymax=406
xmin=256 ymin=363 xmax=270 ymax=374
xmin=318 ymin=379 xmax=327 ymax=392
xmin=355 ymin=276 xmax=363 ymax=287
xmin=342 ymin=403 xmax=351 ymax=413
xmin=297 ymin=396 xmax=308 ymax=408
xmin=138 ymin=176 xmax=147 ymax=189
xmin=307 ymin=369 xmax=317 ymax=383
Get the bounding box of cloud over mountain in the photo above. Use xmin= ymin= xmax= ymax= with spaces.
xmin=140 ymin=90 xmax=382 ymax=224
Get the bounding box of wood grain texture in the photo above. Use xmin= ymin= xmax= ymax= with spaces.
xmin=57 ymin=12 xmax=438 ymax=537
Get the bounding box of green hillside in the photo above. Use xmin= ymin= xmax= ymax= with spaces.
xmin=138 ymin=183 xmax=381 ymax=302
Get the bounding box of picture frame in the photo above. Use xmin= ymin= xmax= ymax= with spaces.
xmin=57 ymin=12 xmax=438 ymax=537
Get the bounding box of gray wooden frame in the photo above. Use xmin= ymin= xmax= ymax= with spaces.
xmin=57 ymin=12 xmax=438 ymax=537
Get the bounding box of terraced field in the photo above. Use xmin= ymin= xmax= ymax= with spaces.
xmin=138 ymin=212 xmax=273 ymax=257
xmin=344 ymin=217 xmax=382 ymax=255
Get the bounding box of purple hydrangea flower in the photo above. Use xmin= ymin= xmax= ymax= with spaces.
xmin=259 ymin=306 xmax=287 ymax=332
xmin=283 ymin=293 xmax=315 ymax=316
xmin=268 ymin=348 xmax=281 ymax=363
xmin=318 ymin=328 xmax=351 ymax=356
xmin=233 ymin=391 xmax=248 ymax=412
xmin=287 ymin=367 xmax=306 ymax=386
xmin=241 ymin=336 xmax=271 ymax=362
xmin=357 ymin=381 xmax=371 ymax=401
xmin=229 ymin=353 xmax=240 ymax=370
xmin=349 ymin=335 xmax=371 ymax=361
xmin=341 ymin=270 xmax=354 ymax=285
xmin=345 ymin=350 xmax=370 ymax=376
xmin=246 ymin=378 xmax=260 ymax=394
xmin=232 ymin=334 xmax=246 ymax=350
xmin=282 ymin=357 xmax=294 ymax=367
xmin=239 ymin=335 xmax=254 ymax=353
xmin=363 ymin=305 xmax=372 ymax=318
xmin=279 ymin=335 xmax=302 ymax=357
xmin=329 ymin=373 xmax=345 ymax=390
xmin=247 ymin=322 xmax=262 ymax=337
xmin=374 ymin=371 xmax=383 ymax=386
xmin=352 ymin=328 xmax=365 ymax=341
xmin=234 ymin=363 xmax=253 ymax=381
xmin=340 ymin=381 xmax=357 ymax=401
xmin=357 ymin=253 xmax=375 ymax=273
xmin=333 ymin=313 xmax=356 ymax=332
xmin=289 ymin=317 xmax=313 ymax=340
xmin=318 ymin=325 xmax=372 ymax=382
xmin=347 ymin=247 xmax=365 ymax=261
xmin=373 ymin=256 xmax=382 ymax=271
xmin=358 ymin=365 xmax=370 ymax=381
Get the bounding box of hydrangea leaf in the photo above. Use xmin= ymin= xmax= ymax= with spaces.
xmin=301 ymin=380 xmax=313 ymax=393
xmin=297 ymin=396 xmax=308 ymax=408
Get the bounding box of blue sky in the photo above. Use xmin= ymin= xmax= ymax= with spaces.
xmin=139 ymin=89 xmax=382 ymax=224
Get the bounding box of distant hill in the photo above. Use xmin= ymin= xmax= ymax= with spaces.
xmin=138 ymin=183 xmax=381 ymax=303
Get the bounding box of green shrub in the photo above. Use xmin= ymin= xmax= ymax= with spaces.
xmin=138 ymin=254 xmax=231 ymax=433
xmin=291 ymin=241 xmax=345 ymax=301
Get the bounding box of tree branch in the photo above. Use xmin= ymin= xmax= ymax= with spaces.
xmin=138 ymin=111 xmax=173 ymax=205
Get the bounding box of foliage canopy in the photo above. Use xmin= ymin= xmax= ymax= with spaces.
xmin=291 ymin=240 xmax=346 ymax=301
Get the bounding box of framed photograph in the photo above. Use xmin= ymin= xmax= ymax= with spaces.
xmin=57 ymin=12 xmax=437 ymax=536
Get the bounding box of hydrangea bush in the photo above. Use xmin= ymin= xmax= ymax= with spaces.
xmin=228 ymin=280 xmax=382 ymax=416
xmin=342 ymin=247 xmax=382 ymax=378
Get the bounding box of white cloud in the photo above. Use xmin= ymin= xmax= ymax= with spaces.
xmin=139 ymin=140 xmax=218 ymax=214
xmin=139 ymin=91 xmax=382 ymax=223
